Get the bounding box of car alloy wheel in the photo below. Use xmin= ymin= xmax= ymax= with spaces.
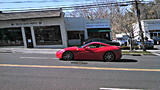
xmin=62 ymin=51 xmax=73 ymax=60
xmin=104 ymin=52 xmax=115 ymax=62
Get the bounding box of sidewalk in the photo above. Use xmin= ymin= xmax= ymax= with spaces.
xmin=0 ymin=46 xmax=160 ymax=55
xmin=148 ymin=45 xmax=160 ymax=56
xmin=0 ymin=48 xmax=60 ymax=54
xmin=148 ymin=50 xmax=160 ymax=56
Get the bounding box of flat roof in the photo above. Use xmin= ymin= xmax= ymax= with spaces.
xmin=0 ymin=9 xmax=62 ymax=21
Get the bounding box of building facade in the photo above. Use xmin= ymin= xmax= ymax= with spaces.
xmin=65 ymin=17 xmax=112 ymax=45
xmin=0 ymin=9 xmax=68 ymax=48
xmin=133 ymin=19 xmax=160 ymax=45
xmin=0 ymin=9 xmax=112 ymax=48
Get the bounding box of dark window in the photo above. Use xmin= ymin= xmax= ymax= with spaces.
xmin=158 ymin=33 xmax=160 ymax=37
xmin=87 ymin=31 xmax=110 ymax=40
xmin=34 ymin=26 xmax=62 ymax=45
xmin=150 ymin=33 xmax=153 ymax=39
xmin=0 ymin=28 xmax=23 ymax=46
xmin=67 ymin=31 xmax=80 ymax=39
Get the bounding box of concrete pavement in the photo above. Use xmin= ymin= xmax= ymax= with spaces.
xmin=148 ymin=45 xmax=160 ymax=56
xmin=0 ymin=48 xmax=60 ymax=54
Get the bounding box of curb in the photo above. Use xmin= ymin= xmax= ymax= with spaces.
xmin=0 ymin=48 xmax=60 ymax=54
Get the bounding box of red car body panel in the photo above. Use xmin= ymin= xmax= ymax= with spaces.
xmin=56 ymin=42 xmax=122 ymax=60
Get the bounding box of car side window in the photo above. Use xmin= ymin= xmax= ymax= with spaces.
xmin=99 ymin=44 xmax=106 ymax=48
xmin=87 ymin=44 xmax=100 ymax=48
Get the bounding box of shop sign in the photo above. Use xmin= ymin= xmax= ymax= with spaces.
xmin=146 ymin=21 xmax=160 ymax=25
xmin=86 ymin=23 xmax=110 ymax=28
xmin=11 ymin=22 xmax=42 ymax=26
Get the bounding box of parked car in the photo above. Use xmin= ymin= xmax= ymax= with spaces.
xmin=115 ymin=37 xmax=128 ymax=46
xmin=136 ymin=40 xmax=154 ymax=49
xmin=56 ymin=42 xmax=122 ymax=62
xmin=83 ymin=38 xmax=120 ymax=46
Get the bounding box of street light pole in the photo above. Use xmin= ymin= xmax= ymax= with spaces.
xmin=134 ymin=0 xmax=146 ymax=51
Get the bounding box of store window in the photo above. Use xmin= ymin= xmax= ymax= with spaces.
xmin=150 ymin=32 xmax=153 ymax=39
xmin=0 ymin=28 xmax=23 ymax=46
xmin=87 ymin=28 xmax=111 ymax=40
xmin=68 ymin=31 xmax=81 ymax=40
xmin=158 ymin=33 xmax=160 ymax=37
xmin=67 ymin=31 xmax=84 ymax=45
xmin=34 ymin=26 xmax=62 ymax=45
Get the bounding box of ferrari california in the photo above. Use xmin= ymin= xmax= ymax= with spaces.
xmin=56 ymin=42 xmax=122 ymax=62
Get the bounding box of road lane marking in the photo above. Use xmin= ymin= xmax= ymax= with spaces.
xmin=99 ymin=88 xmax=143 ymax=90
xmin=20 ymin=57 xmax=58 ymax=59
xmin=0 ymin=64 xmax=160 ymax=72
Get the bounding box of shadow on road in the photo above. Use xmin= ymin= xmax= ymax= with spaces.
xmin=113 ymin=59 xmax=138 ymax=62
xmin=147 ymin=48 xmax=158 ymax=50
xmin=61 ymin=59 xmax=138 ymax=63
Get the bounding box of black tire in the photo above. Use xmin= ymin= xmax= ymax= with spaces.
xmin=62 ymin=51 xmax=74 ymax=60
xmin=103 ymin=51 xmax=115 ymax=62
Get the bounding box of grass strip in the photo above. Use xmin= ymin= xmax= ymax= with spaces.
xmin=122 ymin=51 xmax=152 ymax=55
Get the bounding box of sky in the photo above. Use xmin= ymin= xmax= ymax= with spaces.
xmin=0 ymin=0 xmax=97 ymax=11
xmin=0 ymin=0 xmax=153 ymax=12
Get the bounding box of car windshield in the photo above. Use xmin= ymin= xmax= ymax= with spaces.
xmin=79 ymin=43 xmax=91 ymax=48
xmin=80 ymin=42 xmax=107 ymax=48
xmin=79 ymin=44 xmax=86 ymax=48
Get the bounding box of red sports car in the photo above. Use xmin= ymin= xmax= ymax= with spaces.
xmin=56 ymin=42 xmax=122 ymax=62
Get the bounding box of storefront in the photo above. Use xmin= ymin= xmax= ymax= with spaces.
xmin=65 ymin=17 xmax=112 ymax=46
xmin=0 ymin=10 xmax=112 ymax=47
xmin=0 ymin=9 xmax=68 ymax=48
xmin=134 ymin=19 xmax=160 ymax=45
xmin=86 ymin=19 xmax=112 ymax=40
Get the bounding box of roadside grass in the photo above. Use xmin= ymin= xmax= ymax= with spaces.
xmin=122 ymin=51 xmax=152 ymax=55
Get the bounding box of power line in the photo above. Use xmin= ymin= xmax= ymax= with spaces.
xmin=0 ymin=0 xmax=62 ymax=3
xmin=1 ymin=1 xmax=155 ymax=12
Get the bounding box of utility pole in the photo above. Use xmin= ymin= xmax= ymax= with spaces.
xmin=134 ymin=0 xmax=146 ymax=51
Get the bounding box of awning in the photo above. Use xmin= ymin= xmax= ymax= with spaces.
xmin=87 ymin=30 xmax=111 ymax=32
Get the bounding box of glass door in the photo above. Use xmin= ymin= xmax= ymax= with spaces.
xmin=24 ymin=27 xmax=33 ymax=48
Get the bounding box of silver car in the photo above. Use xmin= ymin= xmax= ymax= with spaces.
xmin=137 ymin=40 xmax=154 ymax=49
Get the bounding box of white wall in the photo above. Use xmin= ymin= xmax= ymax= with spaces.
xmin=0 ymin=17 xmax=68 ymax=48
xmin=133 ymin=19 xmax=160 ymax=40
xmin=64 ymin=17 xmax=86 ymax=31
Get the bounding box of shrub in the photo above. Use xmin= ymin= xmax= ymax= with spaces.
xmin=120 ymin=46 xmax=139 ymax=50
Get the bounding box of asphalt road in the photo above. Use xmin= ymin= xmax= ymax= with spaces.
xmin=0 ymin=53 xmax=160 ymax=90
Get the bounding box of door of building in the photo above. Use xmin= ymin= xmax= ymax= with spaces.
xmin=24 ymin=27 xmax=33 ymax=48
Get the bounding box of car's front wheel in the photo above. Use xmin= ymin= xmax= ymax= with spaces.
xmin=62 ymin=51 xmax=74 ymax=60
xmin=103 ymin=51 xmax=115 ymax=62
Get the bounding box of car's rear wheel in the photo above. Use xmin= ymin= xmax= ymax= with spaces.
xmin=62 ymin=51 xmax=74 ymax=60
xmin=103 ymin=51 xmax=115 ymax=62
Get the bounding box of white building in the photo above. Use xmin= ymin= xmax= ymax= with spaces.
xmin=133 ymin=19 xmax=160 ymax=44
xmin=0 ymin=9 xmax=68 ymax=48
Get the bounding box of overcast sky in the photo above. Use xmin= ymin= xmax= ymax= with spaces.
xmin=0 ymin=0 xmax=153 ymax=11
